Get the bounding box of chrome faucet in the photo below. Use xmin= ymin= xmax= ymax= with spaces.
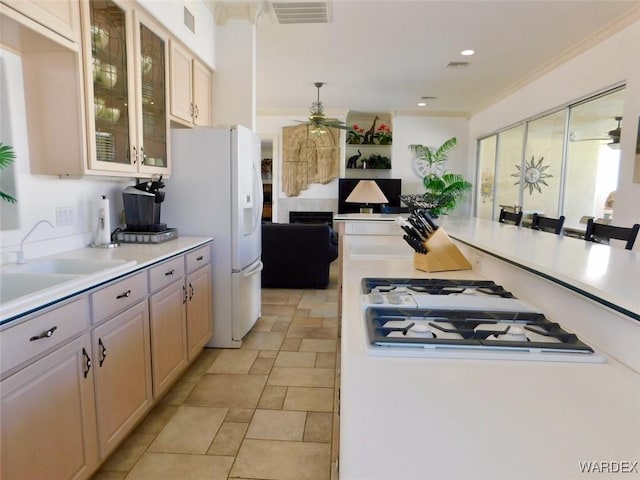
xmin=16 ymin=219 xmax=54 ymax=264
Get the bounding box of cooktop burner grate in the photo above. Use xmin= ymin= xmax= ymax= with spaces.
xmin=361 ymin=278 xmax=516 ymax=298
xmin=366 ymin=307 xmax=595 ymax=354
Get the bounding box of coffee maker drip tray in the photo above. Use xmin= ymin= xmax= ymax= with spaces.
xmin=114 ymin=228 xmax=178 ymax=244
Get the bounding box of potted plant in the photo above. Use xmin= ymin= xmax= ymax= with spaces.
xmin=406 ymin=137 xmax=471 ymax=217
xmin=375 ymin=123 xmax=393 ymax=145
xmin=0 ymin=143 xmax=17 ymax=203
xmin=347 ymin=124 xmax=364 ymax=144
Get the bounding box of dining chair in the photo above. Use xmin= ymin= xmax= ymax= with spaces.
xmin=531 ymin=213 xmax=565 ymax=235
xmin=584 ymin=219 xmax=640 ymax=250
xmin=498 ymin=208 xmax=523 ymax=226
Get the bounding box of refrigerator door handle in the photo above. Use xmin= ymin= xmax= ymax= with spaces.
xmin=252 ymin=161 xmax=264 ymax=234
xmin=243 ymin=260 xmax=264 ymax=277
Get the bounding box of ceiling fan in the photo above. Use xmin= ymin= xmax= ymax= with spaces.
xmin=296 ymin=82 xmax=351 ymax=135
xmin=569 ymin=116 xmax=622 ymax=145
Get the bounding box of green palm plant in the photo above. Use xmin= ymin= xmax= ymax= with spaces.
xmin=0 ymin=143 xmax=17 ymax=203
xmin=407 ymin=137 xmax=471 ymax=217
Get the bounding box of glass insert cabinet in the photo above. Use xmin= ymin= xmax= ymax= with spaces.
xmin=82 ymin=0 xmax=169 ymax=175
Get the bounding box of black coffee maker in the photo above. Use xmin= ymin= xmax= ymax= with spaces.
xmin=122 ymin=177 xmax=166 ymax=232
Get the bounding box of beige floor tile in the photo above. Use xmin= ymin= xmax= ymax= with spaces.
xmin=280 ymin=337 xmax=302 ymax=351
xmin=179 ymin=349 xmax=219 ymax=382
xmin=240 ymin=331 xmax=285 ymax=351
xmin=125 ymin=452 xmax=233 ymax=480
xmin=283 ymin=387 xmax=334 ymax=412
xmin=315 ymin=352 xmax=336 ymax=369
xmin=230 ymin=439 xmax=330 ymax=480
xmin=250 ymin=356 xmax=275 ymax=374
xmin=225 ymin=408 xmax=255 ymax=422
xmin=207 ymin=349 xmax=258 ymax=374
xmin=134 ymin=404 xmax=179 ymax=435
xmin=322 ymin=318 xmax=339 ymax=329
xmin=98 ymin=433 xmax=154 ymax=472
xmin=272 ymin=319 xmax=291 ymax=332
xmin=148 ymin=406 xmax=227 ymax=454
xmin=268 ymin=367 xmax=334 ymax=388
xmin=90 ymin=471 xmax=127 ymax=480
xmin=159 ymin=380 xmax=196 ymax=406
xmin=185 ymin=374 xmax=267 ymax=408
xmin=207 ymin=422 xmax=248 ymax=456
xmin=286 ymin=325 xmax=338 ymax=339
xmin=274 ymin=351 xmax=317 ymax=368
xmin=260 ymin=304 xmax=297 ymax=316
xmin=304 ymin=411 xmax=333 ymax=443
xmin=258 ymin=350 xmax=278 ymax=359
xmin=291 ymin=316 xmax=323 ymax=327
xmin=246 ymin=409 xmax=306 ymax=441
xmin=258 ymin=385 xmax=287 ymax=409
xmin=299 ymin=338 xmax=337 ymax=353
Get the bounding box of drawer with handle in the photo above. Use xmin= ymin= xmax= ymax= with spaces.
xmin=1 ymin=297 xmax=90 ymax=376
xmin=148 ymin=256 xmax=185 ymax=293
xmin=91 ymin=271 xmax=147 ymax=324
xmin=186 ymin=245 xmax=210 ymax=274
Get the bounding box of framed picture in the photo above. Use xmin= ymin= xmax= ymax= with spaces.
xmin=635 ymin=116 xmax=640 ymax=184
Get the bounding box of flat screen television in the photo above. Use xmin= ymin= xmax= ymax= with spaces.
xmin=338 ymin=178 xmax=402 ymax=213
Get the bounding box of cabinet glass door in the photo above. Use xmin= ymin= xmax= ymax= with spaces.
xmin=139 ymin=23 xmax=167 ymax=169
xmin=89 ymin=0 xmax=132 ymax=166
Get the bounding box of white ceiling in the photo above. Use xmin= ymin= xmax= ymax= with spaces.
xmin=247 ymin=0 xmax=640 ymax=118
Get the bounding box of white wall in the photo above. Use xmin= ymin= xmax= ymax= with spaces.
xmin=469 ymin=20 xmax=640 ymax=248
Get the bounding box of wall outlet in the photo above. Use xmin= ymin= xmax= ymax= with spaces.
xmin=56 ymin=206 xmax=74 ymax=227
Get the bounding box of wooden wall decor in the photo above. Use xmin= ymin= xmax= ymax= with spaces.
xmin=282 ymin=124 xmax=340 ymax=196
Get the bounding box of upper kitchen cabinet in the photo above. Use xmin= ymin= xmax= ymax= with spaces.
xmin=2 ymin=0 xmax=81 ymax=42
xmin=169 ymin=40 xmax=212 ymax=128
xmin=81 ymin=0 xmax=170 ymax=177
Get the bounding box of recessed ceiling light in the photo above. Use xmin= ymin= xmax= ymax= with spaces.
xmin=461 ymin=49 xmax=475 ymax=56
xmin=417 ymin=102 xmax=427 ymax=107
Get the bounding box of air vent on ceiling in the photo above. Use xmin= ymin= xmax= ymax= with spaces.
xmin=447 ymin=61 xmax=470 ymax=68
xmin=184 ymin=7 xmax=195 ymax=33
xmin=271 ymin=1 xmax=329 ymax=24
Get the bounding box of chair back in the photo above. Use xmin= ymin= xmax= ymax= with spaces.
xmin=531 ymin=213 xmax=565 ymax=235
xmin=584 ymin=219 xmax=639 ymax=250
xmin=498 ymin=208 xmax=523 ymax=226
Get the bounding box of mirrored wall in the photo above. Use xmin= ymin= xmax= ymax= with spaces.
xmin=476 ymin=87 xmax=624 ymax=225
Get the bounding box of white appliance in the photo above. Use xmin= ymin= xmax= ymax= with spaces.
xmin=163 ymin=125 xmax=263 ymax=348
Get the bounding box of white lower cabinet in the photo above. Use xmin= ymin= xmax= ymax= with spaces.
xmin=1 ymin=242 xmax=212 ymax=479
xmin=1 ymin=334 xmax=98 ymax=480
xmin=92 ymin=300 xmax=152 ymax=459
xmin=149 ymin=279 xmax=188 ymax=398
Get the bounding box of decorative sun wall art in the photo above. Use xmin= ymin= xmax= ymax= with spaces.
xmin=512 ymin=155 xmax=553 ymax=194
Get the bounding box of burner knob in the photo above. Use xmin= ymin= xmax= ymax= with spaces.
xmin=369 ymin=293 xmax=384 ymax=304
xmin=388 ymin=293 xmax=403 ymax=304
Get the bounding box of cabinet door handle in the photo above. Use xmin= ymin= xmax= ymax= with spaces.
xmin=182 ymin=285 xmax=187 ymax=304
xmin=116 ymin=289 xmax=132 ymax=299
xmin=188 ymin=283 xmax=194 ymax=301
xmin=98 ymin=338 xmax=107 ymax=367
xmin=196 ymin=255 xmax=204 ymax=261
xmin=194 ymin=105 xmax=199 ymax=119
xmin=140 ymin=146 xmax=146 ymax=164
xmin=82 ymin=348 xmax=92 ymax=378
xmin=132 ymin=146 xmax=138 ymax=164
xmin=164 ymin=269 xmax=175 ymax=276
xmin=190 ymin=103 xmax=194 ymax=117
xmin=29 ymin=325 xmax=58 ymax=342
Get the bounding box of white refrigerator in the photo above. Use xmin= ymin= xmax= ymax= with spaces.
xmin=163 ymin=125 xmax=263 ymax=348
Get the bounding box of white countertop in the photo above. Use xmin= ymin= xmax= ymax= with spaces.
xmin=0 ymin=237 xmax=212 ymax=325
xmin=438 ymin=217 xmax=639 ymax=319
xmin=339 ymin=231 xmax=640 ymax=480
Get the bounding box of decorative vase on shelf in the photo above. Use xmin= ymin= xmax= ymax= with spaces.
xmin=347 ymin=138 xmax=361 ymax=145
xmin=378 ymin=138 xmax=391 ymax=145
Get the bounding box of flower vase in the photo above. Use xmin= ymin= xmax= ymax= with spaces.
xmin=378 ymin=138 xmax=391 ymax=145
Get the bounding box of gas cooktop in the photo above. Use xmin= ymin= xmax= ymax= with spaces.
xmin=360 ymin=278 xmax=604 ymax=363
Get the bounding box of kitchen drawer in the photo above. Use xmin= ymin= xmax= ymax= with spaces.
xmin=344 ymin=222 xmax=401 ymax=236
xmin=149 ymin=256 xmax=185 ymax=293
xmin=1 ymin=297 xmax=90 ymax=376
xmin=91 ymin=271 xmax=147 ymax=324
xmin=186 ymin=245 xmax=210 ymax=273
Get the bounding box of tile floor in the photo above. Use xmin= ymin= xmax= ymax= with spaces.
xmin=91 ymin=264 xmax=339 ymax=480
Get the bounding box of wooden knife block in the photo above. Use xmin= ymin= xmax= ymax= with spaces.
xmin=414 ymin=228 xmax=472 ymax=272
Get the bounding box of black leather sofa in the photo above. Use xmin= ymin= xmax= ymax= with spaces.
xmin=261 ymin=222 xmax=338 ymax=289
